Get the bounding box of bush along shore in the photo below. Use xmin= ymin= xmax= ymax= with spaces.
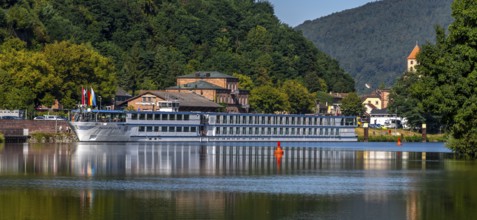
xmin=29 ymin=132 xmax=77 ymax=143
xmin=0 ymin=132 xmax=4 ymax=143
xmin=355 ymin=128 xmax=447 ymax=142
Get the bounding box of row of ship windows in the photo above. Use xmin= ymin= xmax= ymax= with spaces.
xmin=132 ymin=114 xmax=191 ymax=121
xmin=215 ymin=127 xmax=340 ymax=136
xmin=215 ymin=115 xmax=350 ymax=126
xmin=138 ymin=126 xmax=197 ymax=133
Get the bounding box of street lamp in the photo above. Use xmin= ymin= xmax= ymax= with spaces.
xmin=99 ymin=96 xmax=102 ymax=110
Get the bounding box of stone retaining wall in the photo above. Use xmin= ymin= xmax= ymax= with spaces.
xmin=0 ymin=120 xmax=70 ymax=133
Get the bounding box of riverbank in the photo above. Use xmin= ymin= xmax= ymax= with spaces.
xmin=355 ymin=127 xmax=447 ymax=142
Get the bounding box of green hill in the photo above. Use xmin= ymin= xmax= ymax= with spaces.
xmin=296 ymin=0 xmax=453 ymax=93
xmin=0 ymin=0 xmax=354 ymax=107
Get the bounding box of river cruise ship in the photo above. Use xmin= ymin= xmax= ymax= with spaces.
xmin=70 ymin=106 xmax=357 ymax=142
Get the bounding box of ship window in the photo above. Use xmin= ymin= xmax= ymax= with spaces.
xmin=147 ymin=114 xmax=153 ymax=120
xmin=261 ymin=117 xmax=265 ymax=124
xmin=325 ymin=129 xmax=329 ymax=135
xmin=297 ymin=128 xmax=301 ymax=135
xmin=184 ymin=115 xmax=189 ymax=121
xmin=330 ymin=128 xmax=334 ymax=135
xmin=162 ymin=114 xmax=167 ymax=120
xmin=132 ymin=114 xmax=138 ymax=120
xmin=139 ymin=126 xmax=145 ymax=132
xmin=168 ymin=126 xmax=175 ymax=132
xmin=146 ymin=126 xmax=153 ymax=132
xmin=319 ymin=128 xmax=323 ymax=135
xmin=216 ymin=116 xmax=221 ymax=124
xmin=184 ymin=127 xmax=190 ymax=132
xmin=236 ymin=127 xmax=240 ymax=134
xmin=176 ymin=127 xmax=182 ymax=132
xmin=223 ymin=116 xmax=227 ymax=123
xmin=285 ymin=128 xmax=289 ymax=135
xmin=291 ymin=128 xmax=295 ymax=135
xmin=154 ymin=114 xmax=161 ymax=120
xmin=191 ymin=127 xmax=197 ymax=132
xmin=177 ymin=114 xmax=182 ymax=120
xmin=169 ymin=114 xmax=175 ymax=120
xmin=161 ymin=127 xmax=167 ymax=132
xmin=154 ymin=126 xmax=159 ymax=132
xmin=216 ymin=127 xmax=220 ymax=134
xmin=274 ymin=128 xmax=277 ymax=135
xmin=230 ymin=128 xmax=233 ymax=135
xmin=223 ymin=127 xmax=228 ymax=134
xmin=138 ymin=114 xmax=144 ymax=120
xmin=336 ymin=129 xmax=340 ymax=135
xmin=279 ymin=128 xmax=283 ymax=135
xmin=230 ymin=116 xmax=234 ymax=124
xmin=267 ymin=128 xmax=271 ymax=135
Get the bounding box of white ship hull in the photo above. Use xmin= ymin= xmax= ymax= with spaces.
xmin=69 ymin=110 xmax=358 ymax=142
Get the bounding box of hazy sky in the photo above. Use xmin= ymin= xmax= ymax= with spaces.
xmin=267 ymin=0 xmax=378 ymax=27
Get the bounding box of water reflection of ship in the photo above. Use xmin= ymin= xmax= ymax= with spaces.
xmin=0 ymin=143 xmax=452 ymax=177
xmin=70 ymin=143 xmax=451 ymax=177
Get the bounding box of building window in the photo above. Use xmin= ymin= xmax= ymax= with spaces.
xmin=375 ymin=101 xmax=379 ymax=105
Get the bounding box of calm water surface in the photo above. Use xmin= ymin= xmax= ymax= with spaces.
xmin=0 ymin=142 xmax=476 ymax=220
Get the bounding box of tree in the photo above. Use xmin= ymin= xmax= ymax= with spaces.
xmin=281 ymin=80 xmax=315 ymax=114
xmin=233 ymin=72 xmax=254 ymax=91
xmin=407 ymin=0 xmax=477 ymax=157
xmin=340 ymin=93 xmax=364 ymax=116
xmin=43 ymin=41 xmax=117 ymax=109
xmin=249 ymin=85 xmax=290 ymax=113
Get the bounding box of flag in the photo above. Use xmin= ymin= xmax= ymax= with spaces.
xmin=87 ymin=88 xmax=91 ymax=106
xmin=91 ymin=87 xmax=97 ymax=107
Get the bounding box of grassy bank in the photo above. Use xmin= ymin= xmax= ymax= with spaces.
xmin=0 ymin=132 xmax=4 ymax=143
xmin=355 ymin=128 xmax=447 ymax=142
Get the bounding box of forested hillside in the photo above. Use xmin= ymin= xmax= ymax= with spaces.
xmin=296 ymin=0 xmax=453 ymax=93
xmin=0 ymin=0 xmax=354 ymax=110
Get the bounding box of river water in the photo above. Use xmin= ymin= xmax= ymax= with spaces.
xmin=0 ymin=142 xmax=476 ymax=220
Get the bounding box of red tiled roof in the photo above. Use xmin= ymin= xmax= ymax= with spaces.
xmin=407 ymin=44 xmax=420 ymax=59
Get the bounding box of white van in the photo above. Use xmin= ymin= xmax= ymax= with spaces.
xmin=34 ymin=115 xmax=66 ymax=120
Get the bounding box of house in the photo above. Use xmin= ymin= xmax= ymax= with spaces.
xmin=361 ymin=89 xmax=390 ymax=114
xmin=166 ymin=71 xmax=249 ymax=113
xmin=113 ymin=88 xmax=132 ymax=109
xmin=407 ymin=44 xmax=420 ymax=72
xmin=120 ymin=90 xmax=222 ymax=112
xmin=316 ymin=92 xmax=350 ymax=115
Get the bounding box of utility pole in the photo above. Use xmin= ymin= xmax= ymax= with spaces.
xmin=99 ymin=96 xmax=102 ymax=110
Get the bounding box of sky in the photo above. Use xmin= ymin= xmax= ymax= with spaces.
xmin=267 ymin=0 xmax=378 ymax=27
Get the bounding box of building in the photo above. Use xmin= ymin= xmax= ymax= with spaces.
xmin=361 ymin=89 xmax=390 ymax=114
xmin=121 ymin=91 xmax=222 ymax=112
xmin=407 ymin=44 xmax=420 ymax=72
xmin=166 ymin=71 xmax=249 ymax=113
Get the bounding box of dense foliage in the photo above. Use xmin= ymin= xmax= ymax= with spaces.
xmin=0 ymin=0 xmax=355 ymax=112
xmin=0 ymin=39 xmax=116 ymax=110
xmin=340 ymin=93 xmax=364 ymax=116
xmin=296 ymin=0 xmax=453 ymax=93
xmin=389 ymin=0 xmax=477 ymax=158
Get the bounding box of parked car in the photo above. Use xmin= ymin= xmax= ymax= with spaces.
xmin=34 ymin=115 xmax=66 ymax=120
xmin=0 ymin=115 xmax=23 ymax=120
xmin=368 ymin=124 xmax=382 ymax=129
xmin=34 ymin=116 xmax=45 ymax=120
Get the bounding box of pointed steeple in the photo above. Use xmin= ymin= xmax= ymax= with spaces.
xmin=407 ymin=44 xmax=420 ymax=60
xmin=407 ymin=43 xmax=420 ymax=72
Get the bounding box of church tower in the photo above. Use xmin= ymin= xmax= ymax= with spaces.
xmin=407 ymin=44 xmax=420 ymax=72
